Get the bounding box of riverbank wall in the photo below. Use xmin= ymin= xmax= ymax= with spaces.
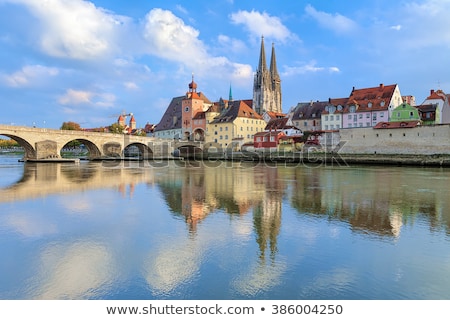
xmin=199 ymin=125 xmax=450 ymax=167
xmin=338 ymin=124 xmax=450 ymax=155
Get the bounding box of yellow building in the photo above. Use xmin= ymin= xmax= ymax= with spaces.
xmin=205 ymin=99 xmax=266 ymax=150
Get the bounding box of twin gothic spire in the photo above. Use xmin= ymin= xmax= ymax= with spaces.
xmin=253 ymin=36 xmax=282 ymax=115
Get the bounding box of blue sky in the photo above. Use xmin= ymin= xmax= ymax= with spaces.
xmin=0 ymin=0 xmax=449 ymax=129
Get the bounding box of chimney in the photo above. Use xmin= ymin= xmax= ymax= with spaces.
xmin=379 ymin=83 xmax=384 ymax=89
xmin=430 ymin=89 xmax=435 ymax=95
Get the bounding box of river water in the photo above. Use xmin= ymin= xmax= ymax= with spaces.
xmin=0 ymin=154 xmax=449 ymax=300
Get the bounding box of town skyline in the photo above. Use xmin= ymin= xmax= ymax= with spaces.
xmin=0 ymin=0 xmax=449 ymax=129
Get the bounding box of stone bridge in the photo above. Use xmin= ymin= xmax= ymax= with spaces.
xmin=0 ymin=124 xmax=204 ymax=161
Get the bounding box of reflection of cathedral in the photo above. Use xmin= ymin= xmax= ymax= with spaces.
xmin=155 ymin=163 xmax=450 ymax=252
xmin=253 ymin=167 xmax=283 ymax=260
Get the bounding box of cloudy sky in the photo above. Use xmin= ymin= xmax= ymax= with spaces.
xmin=0 ymin=0 xmax=449 ymax=129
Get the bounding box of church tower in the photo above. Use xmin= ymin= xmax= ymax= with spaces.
xmin=253 ymin=36 xmax=282 ymax=115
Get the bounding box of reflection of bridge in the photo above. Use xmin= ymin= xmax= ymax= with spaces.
xmin=0 ymin=162 xmax=156 ymax=203
xmin=0 ymin=124 xmax=203 ymax=161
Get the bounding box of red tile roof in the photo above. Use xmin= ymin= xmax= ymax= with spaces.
xmin=344 ymin=83 xmax=397 ymax=112
xmin=426 ymin=89 xmax=446 ymax=101
xmin=265 ymin=111 xmax=286 ymax=119
xmin=211 ymin=100 xmax=262 ymax=124
xmin=373 ymin=121 xmax=421 ymax=129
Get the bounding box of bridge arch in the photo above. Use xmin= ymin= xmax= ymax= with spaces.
xmin=124 ymin=142 xmax=154 ymax=159
xmin=175 ymin=143 xmax=204 ymax=159
xmin=0 ymin=133 xmax=36 ymax=159
xmin=60 ymin=138 xmax=102 ymax=159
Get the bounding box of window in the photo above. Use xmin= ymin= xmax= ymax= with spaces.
xmin=380 ymin=113 xmax=384 ymax=118
xmin=330 ymin=115 xmax=334 ymax=121
xmin=220 ymin=127 xmax=223 ymax=131
xmin=336 ymin=124 xmax=340 ymax=129
xmin=325 ymin=125 xmax=329 ymax=130
xmin=336 ymin=115 xmax=340 ymax=120
xmin=184 ymin=107 xmax=189 ymax=112
xmin=366 ymin=122 xmax=370 ymax=127
xmin=270 ymin=136 xmax=275 ymax=142
xmin=373 ymin=113 xmax=377 ymax=121
xmin=325 ymin=115 xmax=329 ymax=121
xmin=359 ymin=114 xmax=363 ymax=119
xmin=366 ymin=113 xmax=370 ymax=118
xmin=348 ymin=115 xmax=352 ymax=120
xmin=225 ymin=135 xmax=228 ymax=139
xmin=368 ymin=102 xmax=372 ymax=108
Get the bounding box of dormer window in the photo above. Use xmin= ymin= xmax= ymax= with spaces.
xmin=349 ymin=105 xmax=356 ymax=113
xmin=337 ymin=105 xmax=342 ymax=111
xmin=380 ymin=101 xmax=385 ymax=107
xmin=368 ymin=102 xmax=372 ymax=108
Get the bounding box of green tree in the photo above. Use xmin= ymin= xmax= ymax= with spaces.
xmin=60 ymin=121 xmax=82 ymax=131
xmin=0 ymin=139 xmax=19 ymax=148
xmin=109 ymin=123 xmax=126 ymax=134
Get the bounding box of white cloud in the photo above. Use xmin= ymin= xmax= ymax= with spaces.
xmin=2 ymin=65 xmax=59 ymax=87
xmin=143 ymin=9 xmax=208 ymax=62
xmin=398 ymin=0 xmax=450 ymax=48
xmin=230 ymin=10 xmax=297 ymax=43
xmin=305 ymin=4 xmax=358 ymax=34
xmin=390 ymin=25 xmax=402 ymax=31
xmin=142 ymin=8 xmax=252 ymax=82
xmin=59 ymin=89 xmax=92 ymax=105
xmin=282 ymin=61 xmax=340 ymax=76
xmin=10 ymin=0 xmax=129 ymax=59
xmin=124 ymin=81 xmax=139 ymax=90
xmin=329 ymin=67 xmax=341 ymax=73
xmin=217 ymin=34 xmax=246 ymax=53
xmin=175 ymin=4 xmax=188 ymax=15
xmin=58 ymin=89 xmax=115 ymax=108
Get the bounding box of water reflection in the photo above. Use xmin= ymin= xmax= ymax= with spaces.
xmin=29 ymin=241 xmax=115 ymax=299
xmin=1 ymin=159 xmax=450 ymax=299
xmin=2 ymin=161 xmax=450 ymax=242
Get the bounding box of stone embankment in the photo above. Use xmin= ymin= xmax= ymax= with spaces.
xmin=202 ymin=151 xmax=450 ymax=167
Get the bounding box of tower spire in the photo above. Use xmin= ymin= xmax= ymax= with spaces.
xmin=258 ymin=36 xmax=268 ymax=72
xmin=270 ymin=42 xmax=279 ymax=80
xmin=229 ymin=83 xmax=233 ymax=101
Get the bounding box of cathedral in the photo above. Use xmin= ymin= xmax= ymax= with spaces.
xmin=253 ymin=36 xmax=282 ymax=115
